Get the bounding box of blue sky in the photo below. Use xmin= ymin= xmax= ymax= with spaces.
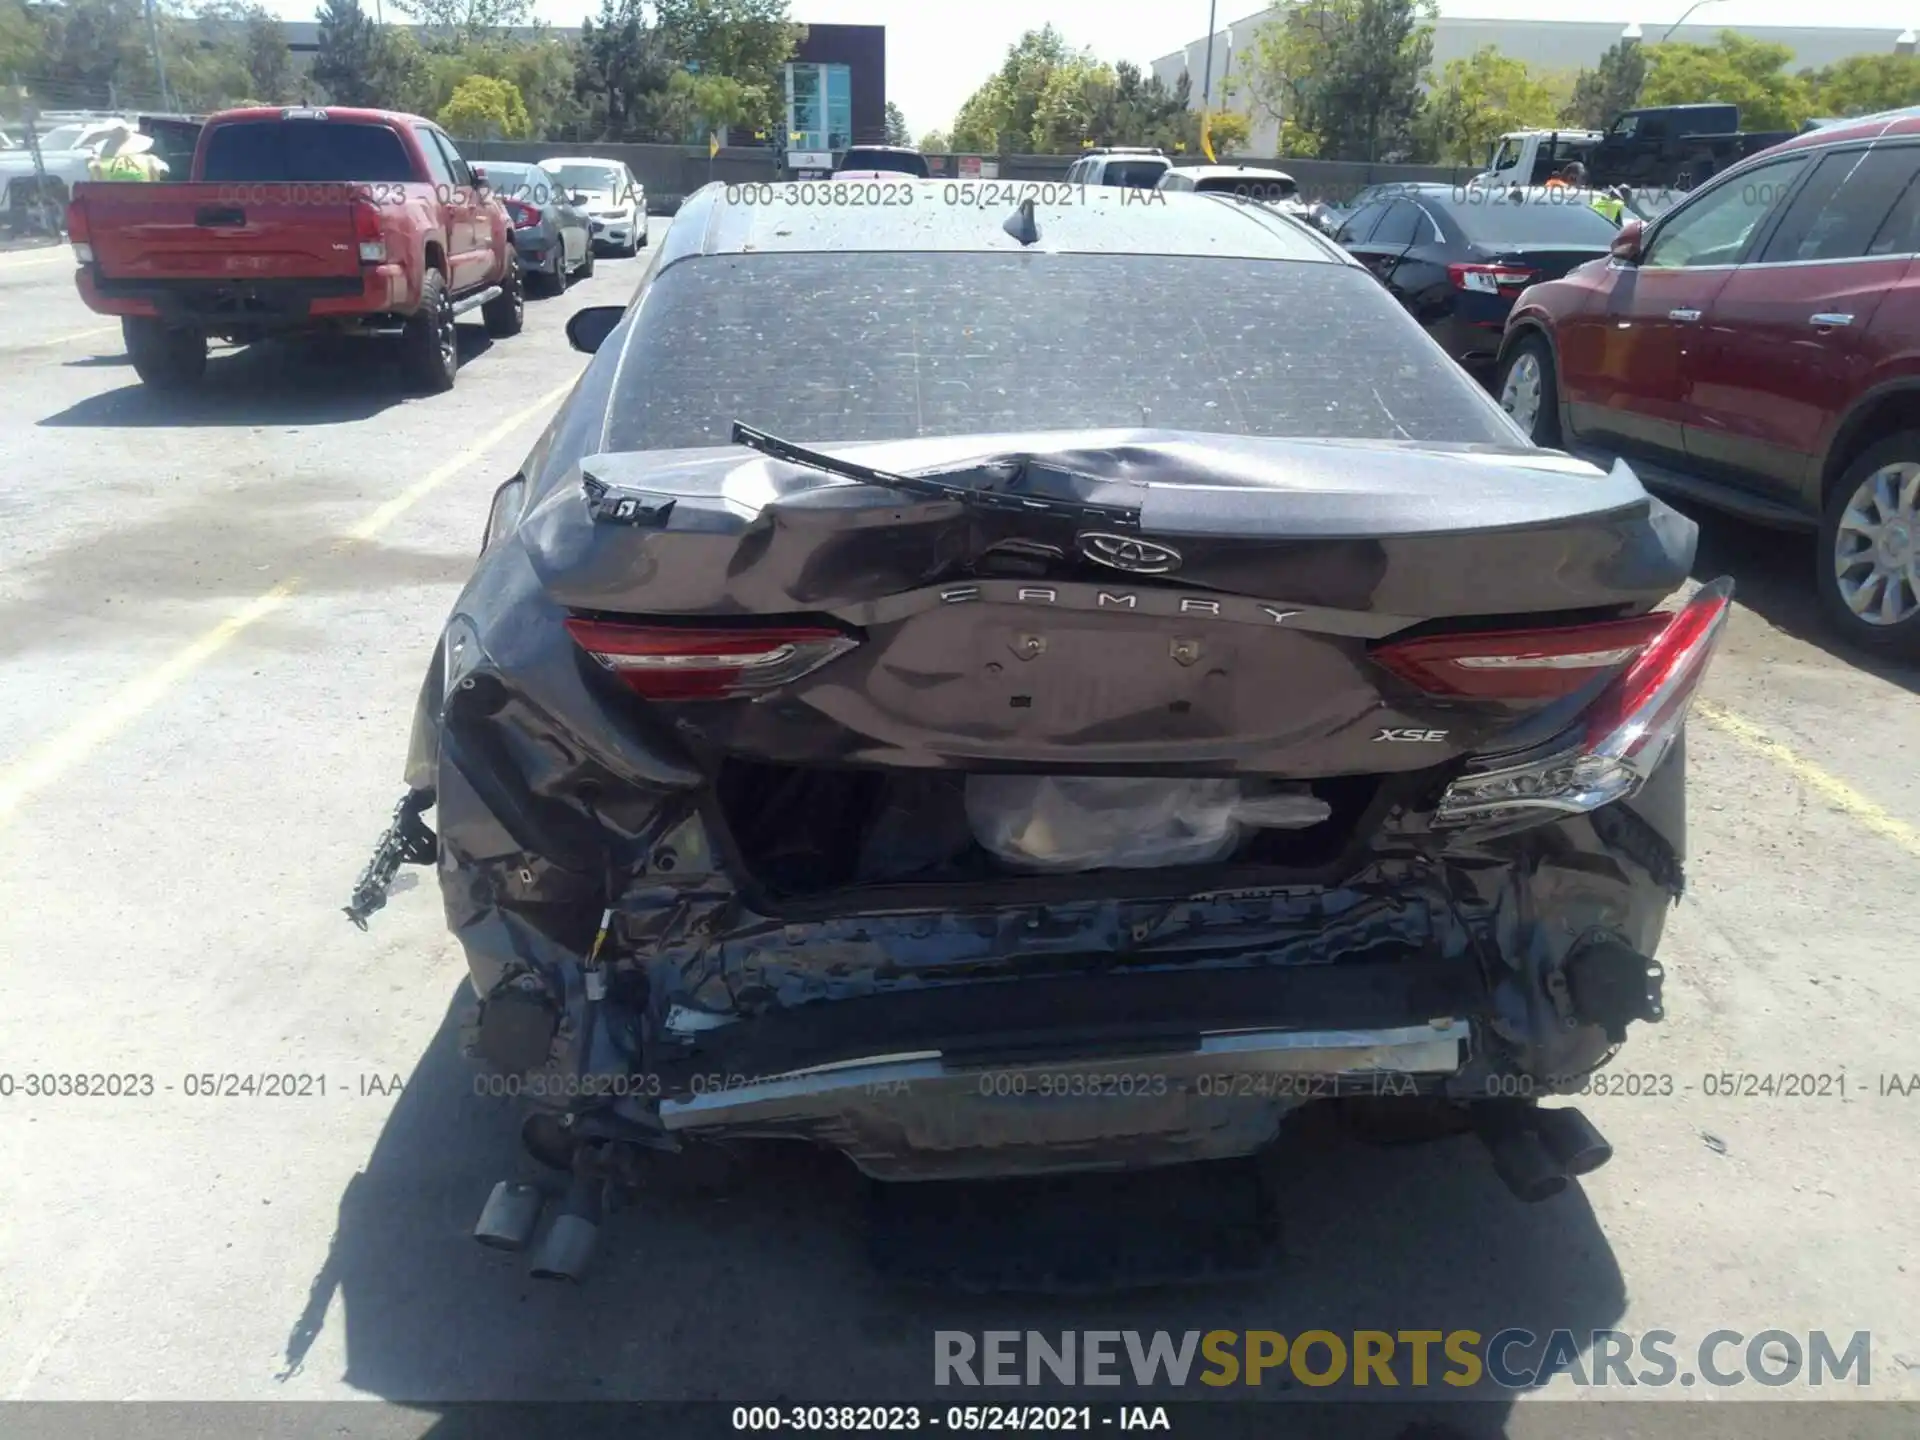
xmin=249 ymin=0 xmax=1920 ymax=140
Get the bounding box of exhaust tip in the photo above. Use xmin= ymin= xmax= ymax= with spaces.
xmin=1474 ymin=1103 xmax=1570 ymax=1203
xmin=472 ymin=1180 xmax=544 ymax=1252
xmin=527 ymin=1213 xmax=599 ymax=1283
xmin=1533 ymin=1105 xmax=1614 ymax=1177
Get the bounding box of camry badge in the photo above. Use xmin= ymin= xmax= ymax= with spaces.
xmin=1078 ymin=532 xmax=1183 ymax=574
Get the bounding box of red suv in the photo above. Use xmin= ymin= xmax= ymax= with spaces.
xmin=1495 ymin=112 xmax=1920 ymax=655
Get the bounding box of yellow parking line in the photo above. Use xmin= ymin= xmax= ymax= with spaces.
xmin=0 ymin=247 xmax=71 ymax=272
xmin=0 ymin=378 xmax=575 ymax=828
xmin=1695 ymin=699 xmax=1920 ymax=859
xmin=2 ymin=322 xmax=117 ymax=352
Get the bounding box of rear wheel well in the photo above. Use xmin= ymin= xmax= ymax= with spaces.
xmin=1498 ymin=319 xmax=1550 ymax=368
xmin=1823 ymin=389 xmax=1920 ymax=498
xmin=422 ymin=241 xmax=448 ymax=284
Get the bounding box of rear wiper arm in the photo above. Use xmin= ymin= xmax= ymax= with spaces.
xmin=730 ymin=421 xmax=1143 ymax=526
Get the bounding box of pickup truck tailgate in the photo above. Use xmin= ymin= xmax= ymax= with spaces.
xmin=78 ymin=182 xmax=361 ymax=280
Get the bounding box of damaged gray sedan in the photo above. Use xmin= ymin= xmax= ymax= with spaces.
xmin=350 ymin=182 xmax=1733 ymax=1282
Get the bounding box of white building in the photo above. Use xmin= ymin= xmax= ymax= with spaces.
xmin=1151 ymin=10 xmax=1920 ymax=155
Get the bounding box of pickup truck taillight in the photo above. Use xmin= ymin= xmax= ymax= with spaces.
xmin=66 ymin=199 xmax=92 ymax=263
xmin=352 ymin=199 xmax=386 ymax=263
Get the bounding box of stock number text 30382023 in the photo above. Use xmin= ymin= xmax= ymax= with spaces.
xmin=722 ymin=181 xmax=1111 ymax=210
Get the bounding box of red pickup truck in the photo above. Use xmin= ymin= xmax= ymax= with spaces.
xmin=66 ymin=105 xmax=523 ymax=393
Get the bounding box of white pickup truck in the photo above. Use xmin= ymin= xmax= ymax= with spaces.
xmin=1474 ymin=129 xmax=1604 ymax=190
xmin=0 ymin=115 xmax=142 ymax=228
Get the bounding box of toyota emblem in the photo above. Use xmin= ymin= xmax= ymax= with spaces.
xmin=1077 ymin=532 xmax=1183 ymax=575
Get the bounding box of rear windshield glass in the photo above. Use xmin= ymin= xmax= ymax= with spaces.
xmin=840 ymin=149 xmax=929 ymax=178
xmin=607 ymin=252 xmax=1513 ymax=451
xmin=1437 ymin=191 xmax=1622 ymax=244
xmin=1101 ymin=160 xmax=1169 ymax=188
xmin=199 ymin=120 xmax=413 ymax=182
xmin=480 ymin=163 xmax=554 ymax=203
xmin=1195 ymin=174 xmax=1297 ymax=202
xmin=546 ymin=164 xmax=626 ymax=195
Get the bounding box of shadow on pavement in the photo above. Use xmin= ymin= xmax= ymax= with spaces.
xmin=37 ymin=328 xmax=499 ymax=429
xmin=1686 ymin=503 xmax=1920 ymax=697
xmin=284 ymin=987 xmax=1625 ymax=1434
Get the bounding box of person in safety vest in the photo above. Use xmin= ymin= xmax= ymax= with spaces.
xmin=1544 ymin=160 xmax=1588 ymax=190
xmin=1591 ymin=185 xmax=1628 ymax=224
xmin=87 ymin=131 xmax=169 ymax=182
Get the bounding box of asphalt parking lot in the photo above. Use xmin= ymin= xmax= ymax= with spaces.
xmin=1 ymin=223 xmax=1918 ymax=1426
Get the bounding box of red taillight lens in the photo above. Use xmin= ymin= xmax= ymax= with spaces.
xmin=67 ymin=199 xmax=92 ymax=262
xmin=502 ymin=198 xmax=541 ymax=229
xmin=1372 ymin=613 xmax=1673 ymax=701
xmin=1448 ymin=262 xmax=1537 ymax=294
xmin=352 ymin=199 xmax=386 ymax=263
xmin=1432 ymin=578 xmax=1735 ymax=826
xmin=562 ymin=619 xmax=860 ymax=701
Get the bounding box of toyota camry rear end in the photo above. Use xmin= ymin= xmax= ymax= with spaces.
xmin=352 ymin=183 xmax=1732 ymax=1268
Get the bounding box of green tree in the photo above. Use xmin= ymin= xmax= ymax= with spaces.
xmin=1238 ymin=0 xmax=1435 ymax=159
xmin=573 ymin=0 xmax=679 ymax=139
xmin=1803 ymin=53 xmax=1920 ymax=118
xmin=438 ymin=70 xmax=530 ymax=135
xmin=917 ymin=127 xmax=947 ymax=152
xmin=947 ymin=25 xmax=1087 ymax=153
xmin=883 ymin=99 xmax=909 ymax=145
xmin=311 ymin=0 xmax=386 ymax=106
xmin=1641 ymin=30 xmax=1810 ymax=132
xmin=386 ymin=0 xmax=530 ymax=45
xmin=652 ymin=0 xmax=801 ymax=138
xmin=1316 ymin=0 xmax=1435 ymax=160
xmin=1419 ymin=45 xmax=1559 ymax=164
xmin=1562 ymin=37 xmax=1645 ymax=128
xmin=243 ymin=8 xmax=293 ymax=101
xmin=1031 ymin=55 xmax=1115 ymax=152
xmin=29 ymin=0 xmax=155 ymax=107
xmin=1 ymin=0 xmax=45 ymax=81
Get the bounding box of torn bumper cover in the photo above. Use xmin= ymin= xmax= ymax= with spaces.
xmin=373 ymin=433 xmax=1692 ymax=1182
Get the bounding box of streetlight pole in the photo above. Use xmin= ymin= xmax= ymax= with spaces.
xmin=1201 ymin=0 xmax=1218 ymax=110
xmin=1660 ymin=0 xmax=1725 ymax=44
xmin=143 ymin=0 xmax=174 ymax=111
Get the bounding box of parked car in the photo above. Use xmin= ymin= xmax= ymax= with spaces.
xmin=479 ymin=159 xmax=593 ymax=294
xmin=66 ymin=105 xmax=523 ymax=393
xmin=1498 ymin=112 xmax=1920 ymax=654
xmin=539 ymin=156 xmax=646 ymax=255
xmin=346 ymin=181 xmax=1732 ymax=1279
xmin=1062 ymin=146 xmax=1172 ymax=188
xmin=832 ymin=145 xmax=929 ymax=179
xmin=1157 ymin=163 xmax=1312 ymax=219
xmin=1334 ymin=182 xmax=1620 ymax=377
xmin=0 ymin=115 xmax=138 ymax=229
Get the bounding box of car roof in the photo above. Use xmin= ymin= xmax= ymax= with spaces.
xmin=540 ymin=155 xmax=631 ymax=168
xmin=666 ymin=179 xmax=1343 ymax=263
xmin=1173 ymin=165 xmax=1296 ymax=181
xmin=842 ymin=144 xmax=920 ymax=154
xmin=1754 ymin=110 xmax=1920 ymax=155
xmin=207 ymin=105 xmax=436 ymax=128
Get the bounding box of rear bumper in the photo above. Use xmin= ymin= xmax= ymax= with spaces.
xmin=75 ymin=263 xmax=413 ymax=327
xmin=589 ymin=215 xmax=641 ymax=246
xmin=658 ymin=1019 xmax=1472 ymax=1180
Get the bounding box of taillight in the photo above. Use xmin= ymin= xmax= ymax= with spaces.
xmin=352 ymin=200 xmax=386 ymax=263
xmin=562 ymin=619 xmax=860 ymax=701
xmin=1432 ymin=578 xmax=1735 ymax=826
xmin=502 ymin=198 xmax=540 ymax=229
xmin=1449 ymin=262 xmax=1536 ymax=294
xmin=1372 ymin=613 xmax=1672 ymax=701
xmin=67 ymin=199 xmax=92 ymax=263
